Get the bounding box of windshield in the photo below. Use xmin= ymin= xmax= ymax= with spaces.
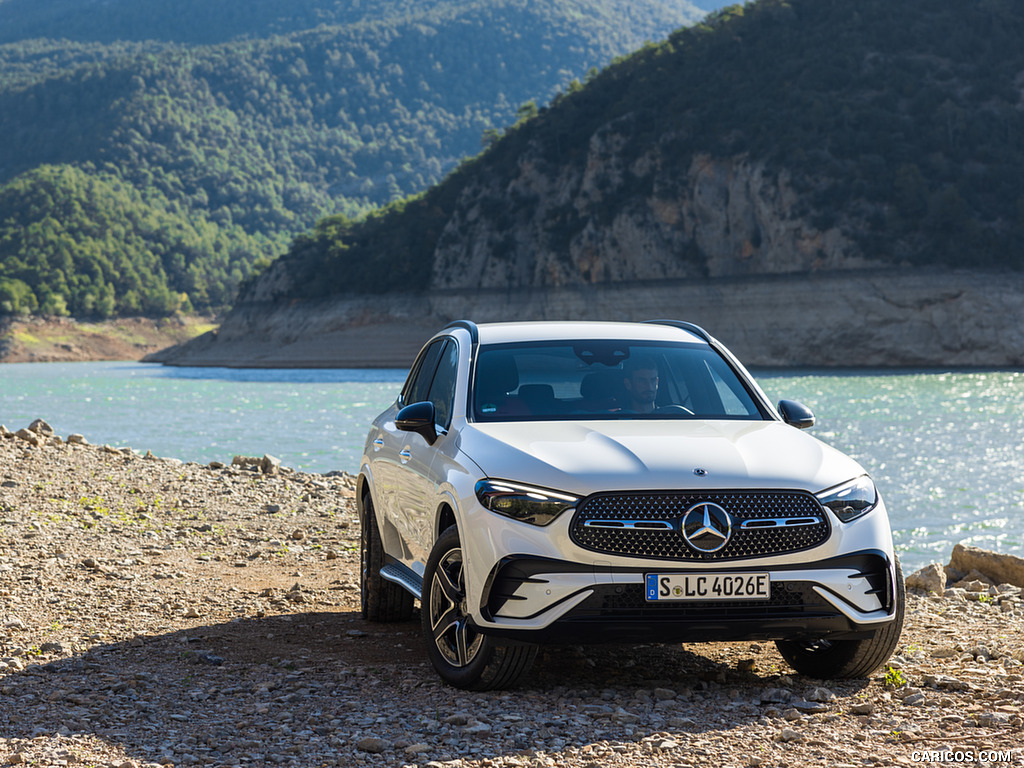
xmin=472 ymin=340 xmax=766 ymax=422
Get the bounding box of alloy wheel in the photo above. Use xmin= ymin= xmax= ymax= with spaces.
xmin=427 ymin=547 xmax=482 ymax=667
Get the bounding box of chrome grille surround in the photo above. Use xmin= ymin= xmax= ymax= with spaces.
xmin=570 ymin=490 xmax=830 ymax=561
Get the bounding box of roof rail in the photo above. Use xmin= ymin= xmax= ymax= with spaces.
xmin=443 ymin=319 xmax=479 ymax=348
xmin=643 ymin=319 xmax=711 ymax=343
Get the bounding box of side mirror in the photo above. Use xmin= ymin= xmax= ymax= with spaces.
xmin=396 ymin=401 xmax=438 ymax=444
xmin=778 ymin=399 xmax=815 ymax=430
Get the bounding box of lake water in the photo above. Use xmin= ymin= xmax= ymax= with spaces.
xmin=1 ymin=361 xmax=1021 ymax=572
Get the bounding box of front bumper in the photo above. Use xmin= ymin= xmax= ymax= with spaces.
xmin=473 ymin=549 xmax=898 ymax=645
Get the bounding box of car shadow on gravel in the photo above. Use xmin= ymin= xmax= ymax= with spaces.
xmin=1 ymin=608 xmax=872 ymax=766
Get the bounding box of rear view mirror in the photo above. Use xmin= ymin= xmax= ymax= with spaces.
xmin=396 ymin=401 xmax=438 ymax=444
xmin=778 ymin=399 xmax=815 ymax=430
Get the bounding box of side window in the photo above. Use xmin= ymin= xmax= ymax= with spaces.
xmin=427 ymin=339 xmax=459 ymax=430
xmin=402 ymin=340 xmax=445 ymax=406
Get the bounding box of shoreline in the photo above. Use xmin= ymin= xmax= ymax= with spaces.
xmin=1 ymin=421 xmax=1022 ymax=768
xmin=0 ymin=315 xmax=216 ymax=364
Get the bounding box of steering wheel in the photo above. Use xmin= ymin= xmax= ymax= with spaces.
xmin=653 ymin=404 xmax=694 ymax=415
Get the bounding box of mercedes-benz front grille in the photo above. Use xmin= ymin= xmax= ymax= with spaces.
xmin=569 ymin=490 xmax=831 ymax=561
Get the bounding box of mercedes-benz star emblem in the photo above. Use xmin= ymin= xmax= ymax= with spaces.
xmin=681 ymin=502 xmax=732 ymax=553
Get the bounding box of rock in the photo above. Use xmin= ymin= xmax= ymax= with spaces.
xmin=67 ymin=433 xmax=88 ymax=445
xmin=949 ymin=544 xmax=1024 ymax=588
xmin=648 ymin=738 xmax=679 ymax=751
xmin=653 ymin=687 xmax=677 ymax=700
xmin=15 ymin=428 xmax=42 ymax=446
xmin=791 ymin=700 xmax=829 ymax=713
xmin=902 ymin=692 xmax=927 ymax=706
xmin=955 ymin=578 xmax=991 ymax=593
xmin=849 ymin=701 xmax=875 ymax=715
xmin=405 ymin=744 xmax=431 ymax=756
xmin=777 ymin=728 xmax=803 ymax=743
xmin=759 ymin=688 xmax=794 ymax=704
xmin=289 ymin=529 xmax=305 ymax=541
xmin=260 ymin=454 xmax=282 ymax=475
xmin=806 ymin=686 xmax=836 ymax=702
xmin=27 ymin=419 xmax=54 ymax=436
xmin=356 ymin=737 xmax=388 ymax=753
xmin=923 ymin=674 xmax=969 ymax=691
xmin=970 ymin=644 xmax=995 ymax=660
xmin=906 ymin=563 xmax=946 ymax=593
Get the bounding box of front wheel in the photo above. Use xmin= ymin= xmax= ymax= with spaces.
xmin=422 ymin=526 xmax=537 ymax=690
xmin=775 ymin=557 xmax=906 ymax=679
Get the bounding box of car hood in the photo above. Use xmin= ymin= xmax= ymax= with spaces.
xmin=460 ymin=419 xmax=865 ymax=496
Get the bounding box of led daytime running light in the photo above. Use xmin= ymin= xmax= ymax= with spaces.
xmin=475 ymin=479 xmax=578 ymax=526
xmin=817 ymin=476 xmax=878 ymax=523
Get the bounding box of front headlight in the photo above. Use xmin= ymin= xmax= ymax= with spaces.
xmin=816 ymin=475 xmax=878 ymax=523
xmin=474 ymin=479 xmax=579 ymax=526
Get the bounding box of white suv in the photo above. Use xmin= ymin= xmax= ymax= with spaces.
xmin=358 ymin=320 xmax=904 ymax=690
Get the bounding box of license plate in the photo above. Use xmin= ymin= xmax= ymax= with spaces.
xmin=645 ymin=572 xmax=770 ymax=601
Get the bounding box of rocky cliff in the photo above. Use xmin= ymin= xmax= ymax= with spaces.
xmin=431 ymin=134 xmax=880 ymax=292
xmin=149 ymin=267 xmax=1024 ymax=368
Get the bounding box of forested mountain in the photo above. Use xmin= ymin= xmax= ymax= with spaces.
xmin=0 ymin=0 xmax=716 ymax=46
xmin=249 ymin=0 xmax=1024 ymax=307
xmin=0 ymin=0 xmax=713 ymax=318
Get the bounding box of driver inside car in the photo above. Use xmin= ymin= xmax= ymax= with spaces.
xmin=622 ymin=356 xmax=659 ymax=413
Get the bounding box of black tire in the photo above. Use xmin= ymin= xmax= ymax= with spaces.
xmin=422 ymin=526 xmax=538 ymax=690
xmin=775 ymin=557 xmax=906 ymax=679
xmin=360 ymin=493 xmax=415 ymax=622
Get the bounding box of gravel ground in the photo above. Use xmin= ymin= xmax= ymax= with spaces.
xmin=1 ymin=423 xmax=1022 ymax=768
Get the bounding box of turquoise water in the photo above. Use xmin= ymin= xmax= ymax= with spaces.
xmin=1 ymin=361 xmax=1021 ymax=571
xmin=758 ymin=369 xmax=1024 ymax=573
xmin=0 ymin=362 xmax=406 ymax=475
